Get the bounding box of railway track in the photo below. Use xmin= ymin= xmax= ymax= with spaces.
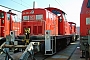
xmin=27 ymin=52 xmax=50 ymax=60
xmin=45 ymin=40 xmax=79 ymax=60
xmin=0 ymin=40 xmax=79 ymax=60
xmin=27 ymin=40 xmax=79 ymax=60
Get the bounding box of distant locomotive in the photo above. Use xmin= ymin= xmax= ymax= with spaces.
xmin=21 ymin=7 xmax=77 ymax=55
xmin=80 ymin=0 xmax=90 ymax=59
xmin=0 ymin=10 xmax=21 ymax=37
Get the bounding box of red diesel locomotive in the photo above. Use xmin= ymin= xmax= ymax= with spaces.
xmin=45 ymin=7 xmax=70 ymax=35
xmin=20 ymin=7 xmax=77 ymax=55
xmin=80 ymin=0 xmax=90 ymax=58
xmin=21 ymin=7 xmax=76 ymax=36
xmin=45 ymin=7 xmax=76 ymax=41
xmin=69 ymin=22 xmax=76 ymax=41
xmin=45 ymin=7 xmax=76 ymax=40
xmin=21 ymin=8 xmax=58 ymax=35
xmin=0 ymin=10 xmax=21 ymax=37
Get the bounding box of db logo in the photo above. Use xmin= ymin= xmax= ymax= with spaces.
xmin=30 ymin=15 xmax=35 ymax=20
xmin=86 ymin=10 xmax=90 ymax=14
xmin=30 ymin=10 xmax=34 ymax=14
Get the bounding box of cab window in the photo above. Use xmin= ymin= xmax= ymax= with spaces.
xmin=7 ymin=13 xmax=10 ymax=20
xmin=87 ymin=0 xmax=90 ymax=8
xmin=23 ymin=16 xmax=29 ymax=20
xmin=0 ymin=12 xmax=4 ymax=18
xmin=62 ymin=13 xmax=67 ymax=21
xmin=12 ymin=15 xmax=18 ymax=22
xmin=52 ymin=10 xmax=61 ymax=15
xmin=36 ymin=14 xmax=43 ymax=20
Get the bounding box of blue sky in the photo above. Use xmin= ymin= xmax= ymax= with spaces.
xmin=0 ymin=0 xmax=83 ymax=26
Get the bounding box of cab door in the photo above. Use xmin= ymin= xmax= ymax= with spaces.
xmin=0 ymin=12 xmax=5 ymax=37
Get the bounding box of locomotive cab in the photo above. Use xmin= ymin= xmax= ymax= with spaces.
xmin=45 ymin=7 xmax=71 ymax=35
xmin=0 ymin=10 xmax=21 ymax=37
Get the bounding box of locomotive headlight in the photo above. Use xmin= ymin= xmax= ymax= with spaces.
xmin=88 ymin=30 xmax=90 ymax=35
xmin=46 ymin=31 xmax=48 ymax=34
xmin=2 ymin=20 xmax=4 ymax=24
xmin=46 ymin=31 xmax=49 ymax=39
xmin=46 ymin=35 xmax=49 ymax=39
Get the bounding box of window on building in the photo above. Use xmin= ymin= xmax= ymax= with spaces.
xmin=0 ymin=12 xmax=4 ymax=18
xmin=23 ymin=16 xmax=29 ymax=20
xmin=36 ymin=14 xmax=43 ymax=20
xmin=87 ymin=0 xmax=90 ymax=8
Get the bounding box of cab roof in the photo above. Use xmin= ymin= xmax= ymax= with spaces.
xmin=45 ymin=7 xmax=66 ymax=14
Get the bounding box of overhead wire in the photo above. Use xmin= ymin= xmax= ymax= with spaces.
xmin=0 ymin=0 xmax=32 ymax=12
xmin=58 ymin=0 xmax=69 ymax=13
xmin=10 ymin=0 xmax=29 ymax=8
xmin=20 ymin=0 xmax=32 ymax=7
xmin=1 ymin=0 xmax=68 ymax=14
xmin=54 ymin=0 xmax=68 ymax=14
xmin=1 ymin=0 xmax=67 ymax=13
xmin=54 ymin=0 xmax=64 ymax=10
xmin=54 ymin=0 xmax=70 ymax=22
xmin=1 ymin=0 xmax=33 ymax=22
xmin=0 ymin=5 xmax=21 ymax=13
